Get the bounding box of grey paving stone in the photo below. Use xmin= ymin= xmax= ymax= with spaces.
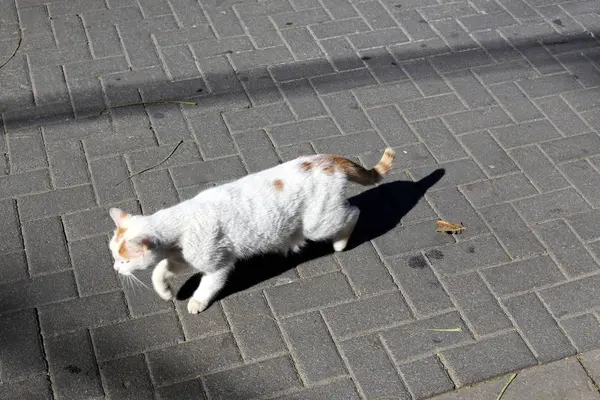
xmin=334 ymin=241 xmax=397 ymax=296
xmin=512 ymin=187 xmax=591 ymax=223
xmin=459 ymin=10 xmax=516 ymax=31
xmin=562 ymin=314 xmax=600 ymax=352
xmin=431 ymin=49 xmax=493 ymax=73
xmin=182 ymin=110 xmax=238 ymax=159
xmin=92 ymin=311 xmax=183 ymax=361
xmin=440 ymin=332 xmax=537 ymax=388
xmin=99 ymin=354 xmax=153 ymax=400
xmin=431 ymin=19 xmax=478 ymax=51
xmin=280 ymin=311 xmax=347 ymax=382
xmin=472 ymin=60 xmax=538 ymax=85
xmin=296 ymin=254 xmax=339 ymax=278
xmin=268 ymin=118 xmax=341 ymax=146
xmin=204 ymin=6 xmax=244 ymax=37
xmin=409 ymin=159 xmax=486 ymax=189
xmin=46 ymin=140 xmax=90 ymax=188
xmin=323 ymin=291 xmax=412 ymax=339
xmin=265 ymin=271 xmax=355 ymax=317
xmin=122 ymin=268 xmax=174 ymax=317
xmin=312 ymin=68 xmax=378 ymax=95
xmin=234 ymin=130 xmax=281 ymax=173
xmin=353 ymin=80 xmax=421 ymax=108
xmin=491 ymin=119 xmax=562 ymax=149
xmin=341 ymin=334 xmax=410 ymax=399
xmin=0 ymin=169 xmax=52 ymax=199
xmin=0 ymin=310 xmax=46 ymax=381
xmin=508 ymin=145 xmax=570 ymax=192
xmin=126 ymin=141 xmax=201 ymax=173
xmin=7 ymin=130 xmax=47 ymax=173
xmin=517 ymin=73 xmax=582 ymax=98
xmin=312 ymin=130 xmax=385 ymax=155
xmin=203 ymin=356 xmax=302 ymax=400
xmin=133 ymin=169 xmax=179 ymax=215
xmin=534 ymin=219 xmax=599 ymax=278
xmin=400 ymin=355 xmax=455 ymax=399
xmin=174 ymin=299 xmax=230 ymax=341
xmin=45 ymin=331 xmax=104 ymax=400
xmin=398 ymin=93 xmax=466 ymax=121
xmin=0 ymin=251 xmax=28 ymax=284
xmin=444 ymin=272 xmax=512 ymax=336
xmin=367 ymin=105 xmax=419 ymax=146
xmin=426 ymin=235 xmax=510 ymax=275
xmin=382 ymin=311 xmax=473 ymax=361
xmin=221 ymin=290 xmax=287 ymax=361
xmin=0 ymin=270 xmax=77 ymax=313
xmin=321 ymin=91 xmax=371 ymax=134
xmin=540 ymin=274 xmax=600 ymax=318
xmin=482 ymin=256 xmax=565 ymax=296
xmin=559 ymin=159 xmax=600 ymax=208
xmin=348 ymin=27 xmax=409 ymax=49
xmin=39 ymin=291 xmax=128 ymax=336
xmin=505 ymin=292 xmax=576 ymax=362
xmin=386 ymin=254 xmax=454 ymax=317
xmin=460 ymin=130 xmax=518 ymax=176
xmin=282 ymin=27 xmax=323 ymax=60
xmin=279 ymin=79 xmax=327 ymax=119
xmin=309 ymin=18 xmax=370 ymax=39
xmin=461 ymin=173 xmax=537 ymax=208
xmin=89 ymin=155 xmax=135 ymax=205
xmin=567 ymin=210 xmax=600 ymax=242
xmin=373 ymin=218 xmax=455 ymax=257
xmin=445 ymin=69 xmax=495 ymax=109
xmin=269 ymin=58 xmax=334 ymax=82
xmin=442 ymin=106 xmax=512 ymax=134
xmin=419 ymin=2 xmax=476 ymax=21
xmin=0 ymin=199 xmax=22 ymax=255
xmin=147 ymin=333 xmax=242 ymax=386
xmin=0 ymin=375 xmax=52 ymax=400
xmin=156 ymin=379 xmax=206 ymax=400
xmin=18 ymin=184 xmax=96 ymax=222
xmin=358 ymin=48 xmax=409 ymax=83
xmin=22 ymin=217 xmax=71 ymax=275
xmin=396 ymin=10 xmax=438 ymax=41
xmin=411 ymin=118 xmax=466 ymax=162
xmin=355 ymin=1 xmax=397 ymax=29
xmin=271 ymin=379 xmax=361 ymax=400
xmin=563 ymin=87 xmax=600 ymax=112
xmin=169 ymin=156 xmax=247 ymax=188
xmin=489 ymin=83 xmax=542 ymax=123
xmin=69 ymin=237 xmax=120 ymax=296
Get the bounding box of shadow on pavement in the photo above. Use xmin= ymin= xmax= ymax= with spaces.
xmin=176 ymin=168 xmax=445 ymax=301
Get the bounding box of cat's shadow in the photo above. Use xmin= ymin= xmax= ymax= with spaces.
xmin=176 ymin=169 xmax=445 ymax=301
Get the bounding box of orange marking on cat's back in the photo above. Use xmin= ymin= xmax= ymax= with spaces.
xmin=300 ymin=161 xmax=313 ymax=172
xmin=273 ymin=179 xmax=284 ymax=191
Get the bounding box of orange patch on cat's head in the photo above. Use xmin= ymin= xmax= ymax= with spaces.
xmin=273 ymin=179 xmax=284 ymax=191
xmin=118 ymin=241 xmax=129 ymax=258
xmin=115 ymin=226 xmax=127 ymax=241
xmin=300 ymin=161 xmax=313 ymax=172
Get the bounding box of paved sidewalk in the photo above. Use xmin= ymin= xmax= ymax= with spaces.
xmin=1 ymin=0 xmax=600 ymax=399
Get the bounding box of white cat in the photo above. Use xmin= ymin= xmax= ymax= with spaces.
xmin=108 ymin=148 xmax=395 ymax=314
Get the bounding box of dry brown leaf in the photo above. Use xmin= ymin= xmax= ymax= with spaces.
xmin=436 ymin=220 xmax=465 ymax=234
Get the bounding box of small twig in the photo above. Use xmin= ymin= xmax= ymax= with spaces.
xmin=98 ymin=100 xmax=198 ymax=116
xmin=115 ymin=140 xmax=184 ymax=186
xmin=496 ymin=373 xmax=518 ymax=400
xmin=0 ymin=28 xmax=22 ymax=70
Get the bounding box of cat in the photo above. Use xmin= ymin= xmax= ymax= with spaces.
xmin=108 ymin=148 xmax=395 ymax=314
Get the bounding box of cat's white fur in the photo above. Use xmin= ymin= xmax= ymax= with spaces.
xmin=108 ymin=148 xmax=395 ymax=313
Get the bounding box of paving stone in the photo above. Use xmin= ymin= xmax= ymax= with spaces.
xmin=440 ymin=332 xmax=537 ymax=387
xmin=279 ymin=79 xmax=327 ymax=119
xmin=312 ymin=130 xmax=385 ymax=155
xmin=538 ymin=130 xmax=600 ymax=164
xmin=45 ymin=331 xmax=104 ymax=400
xmin=367 ymin=105 xmax=419 ymax=146
xmin=156 ymin=379 xmax=206 ymax=400
xmin=517 ymin=73 xmax=582 ymax=98
xmin=7 ymin=130 xmax=47 ymax=173
xmin=0 ymin=251 xmax=28 ymax=284
xmin=0 ymin=270 xmax=77 ymax=313
xmin=0 ymin=310 xmax=46 ymax=381
xmin=491 ymin=119 xmax=562 ymax=149
xmin=39 ymin=291 xmax=128 ymax=336
xmin=334 ymin=241 xmax=397 ymax=296
xmin=233 ymin=130 xmax=281 ymax=173
xmin=0 ymin=375 xmax=52 ymax=400
xmin=203 ymin=356 xmax=302 ymax=400
xmin=359 ymin=48 xmax=409 ymax=83
xmin=353 ymin=80 xmax=421 ymax=108
xmin=567 ymin=210 xmax=600 ymax=242
xmin=431 ymin=19 xmax=478 ymax=51
xmin=445 ymin=69 xmax=495 ymax=109
xmin=282 ymin=27 xmax=323 ymax=60
xmin=409 ymin=159 xmax=486 ymax=190
xmin=309 ymin=18 xmax=370 ymax=40
xmin=482 ymin=256 xmax=565 ymax=296
xmin=534 ymin=219 xmax=599 ymax=278
xmin=0 ymin=169 xmax=52 ymax=199
xmin=355 ymin=1 xmax=397 ymax=29
xmin=411 ymin=118 xmax=466 ymax=162
xmin=99 ymin=354 xmax=153 ymax=400
xmin=321 ymin=91 xmax=371 ymax=134
xmin=269 ymin=58 xmax=334 ymax=82
xmin=430 ymin=49 xmax=493 ymax=73
xmin=311 ymin=69 xmax=378 ymax=95
xmin=69 ymin=236 xmax=120 ymax=296
xmin=122 ymin=267 xmax=174 ymax=317
xmin=461 ymin=173 xmax=537 ymax=208
xmin=265 ymin=272 xmax=355 ymax=317
xmin=147 ymin=333 xmax=242 ymax=386
xmin=280 ymin=311 xmax=347 ymax=382
xmin=341 ymin=335 xmax=410 ymax=399
xmin=460 ymin=130 xmax=518 ymax=176
xmin=323 ymin=291 xmax=412 ymax=339
xmin=373 ymin=218 xmax=455 ymax=257
xmin=559 ymin=159 xmax=600 ymax=208
xmin=271 ymin=379 xmax=361 ymax=400
xmin=562 ymin=314 xmax=600 ymax=352
xmin=512 ymin=187 xmax=591 ymax=223
xmin=400 ymin=355 xmax=455 ymax=399
xmin=382 ymin=311 xmax=473 ymax=361
xmin=426 ymin=235 xmax=510 ymax=275
xmin=387 ymin=254 xmax=454 ymax=317
xmin=429 ymin=375 xmax=511 ymax=400
xmin=62 ymin=200 xmax=140 ymax=242
xmin=221 ymin=290 xmax=286 ymax=361
xmin=22 ymin=216 xmax=70 ymax=275
xmin=396 ymin=10 xmax=438 ymax=41
xmin=508 ymin=145 xmax=570 ymax=192
xmin=18 ymin=184 xmax=97 ymax=222
xmin=398 ymin=94 xmax=466 ymax=121
xmin=170 ymin=156 xmax=247 ymax=188
xmin=92 ymin=311 xmax=183 ymax=361
xmin=472 ymin=60 xmax=538 ymax=85
xmin=133 ymin=169 xmax=179 ymax=215
xmin=46 ymin=140 xmax=90 ymax=188
xmin=175 ymin=299 xmax=230 ymax=341
xmin=504 ymin=292 xmax=576 ymax=362
xmin=0 ymin=199 xmax=22 ymax=254
xmin=540 ymin=274 xmax=600 ymax=318
xmin=443 ymin=106 xmax=512 ymax=134
xmin=489 ymin=83 xmax=542 ymax=123
xmin=268 ymin=118 xmax=341 ymax=146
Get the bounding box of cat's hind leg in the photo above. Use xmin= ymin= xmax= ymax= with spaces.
xmin=333 ymin=206 xmax=360 ymax=252
xmin=188 ymin=265 xmax=233 ymax=314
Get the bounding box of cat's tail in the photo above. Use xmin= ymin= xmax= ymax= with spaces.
xmin=345 ymin=147 xmax=395 ymax=185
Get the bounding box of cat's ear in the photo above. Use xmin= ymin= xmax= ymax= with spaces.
xmin=109 ymin=208 xmax=129 ymax=226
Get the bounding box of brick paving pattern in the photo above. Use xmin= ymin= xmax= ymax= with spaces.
xmin=0 ymin=0 xmax=600 ymax=398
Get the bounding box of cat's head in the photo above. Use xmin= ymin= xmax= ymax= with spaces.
xmin=108 ymin=208 xmax=160 ymax=275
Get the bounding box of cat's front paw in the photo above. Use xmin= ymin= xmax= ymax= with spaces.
xmin=156 ymin=284 xmax=173 ymax=301
xmin=187 ymin=299 xmax=208 ymax=314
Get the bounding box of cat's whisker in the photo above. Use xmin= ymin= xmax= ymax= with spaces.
xmin=130 ymin=273 xmax=149 ymax=290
